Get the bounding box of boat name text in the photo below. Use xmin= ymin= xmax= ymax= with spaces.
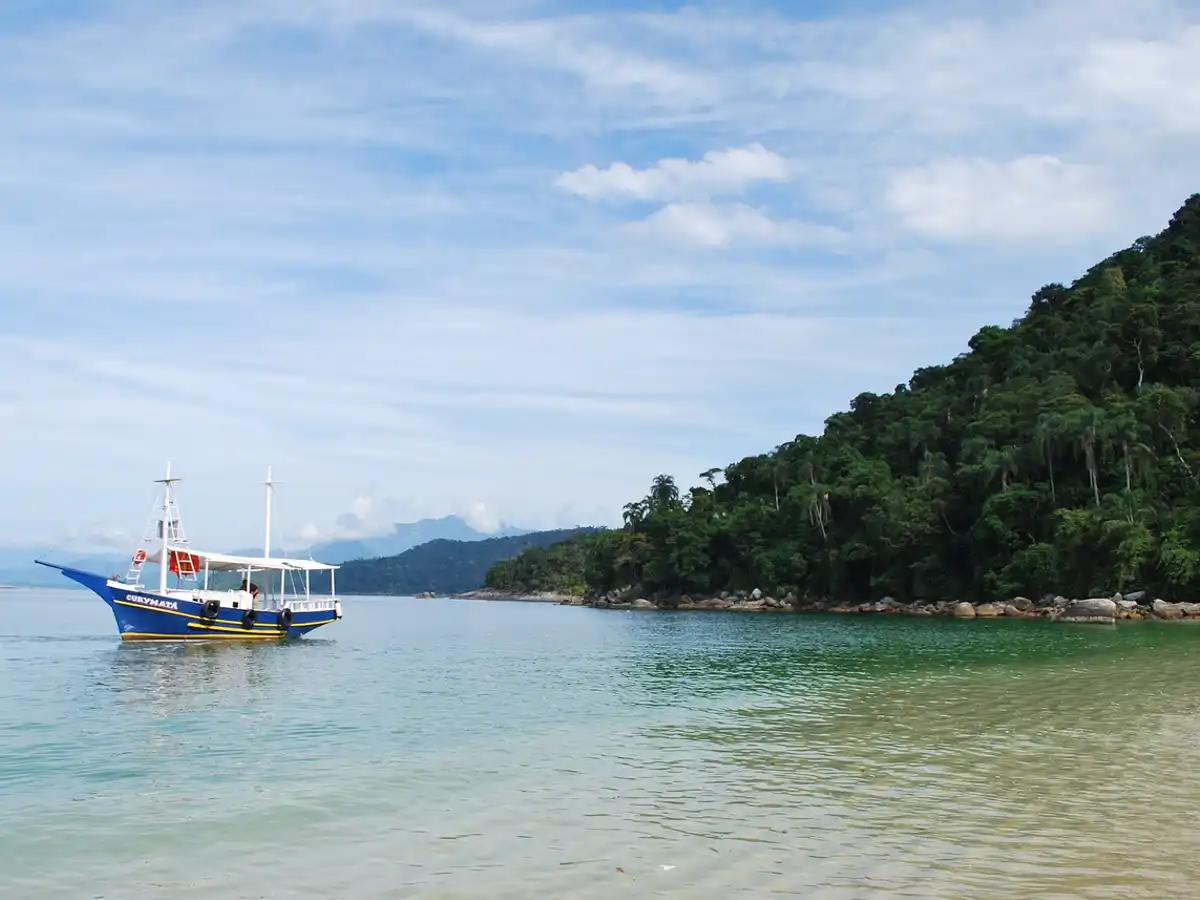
xmin=124 ymin=594 xmax=179 ymax=611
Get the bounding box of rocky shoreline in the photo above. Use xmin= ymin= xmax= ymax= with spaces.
xmin=452 ymin=589 xmax=577 ymax=604
xmin=596 ymin=589 xmax=1200 ymax=623
xmin=457 ymin=587 xmax=1200 ymax=624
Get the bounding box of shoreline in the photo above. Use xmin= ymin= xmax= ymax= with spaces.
xmin=457 ymin=589 xmax=1200 ymax=624
xmin=453 ymin=589 xmax=578 ymax=604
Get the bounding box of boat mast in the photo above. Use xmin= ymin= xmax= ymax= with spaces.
xmin=263 ymin=465 xmax=274 ymax=559
xmin=262 ymin=466 xmax=280 ymax=604
xmin=153 ymin=462 xmax=180 ymax=595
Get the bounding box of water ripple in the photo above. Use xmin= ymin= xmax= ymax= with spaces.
xmin=3 ymin=594 xmax=1200 ymax=897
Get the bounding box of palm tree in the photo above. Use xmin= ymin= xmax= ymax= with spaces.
xmin=1034 ymin=413 xmax=1063 ymax=503
xmin=798 ymin=465 xmax=832 ymax=541
xmin=649 ymin=474 xmax=679 ymax=510
xmin=1065 ymin=406 xmax=1105 ymax=507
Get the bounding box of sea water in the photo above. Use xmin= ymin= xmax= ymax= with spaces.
xmin=3 ymin=588 xmax=1200 ymax=898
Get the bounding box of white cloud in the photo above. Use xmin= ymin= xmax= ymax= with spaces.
xmin=1080 ymin=27 xmax=1200 ymax=135
xmin=2 ymin=0 xmax=1200 ymax=549
xmin=380 ymin=6 xmax=711 ymax=104
xmin=461 ymin=501 xmax=501 ymax=534
xmin=884 ymin=155 xmax=1114 ymax=245
xmin=627 ymin=202 xmax=843 ymax=249
xmin=555 ymin=143 xmax=792 ymax=203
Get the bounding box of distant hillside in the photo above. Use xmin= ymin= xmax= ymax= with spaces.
xmin=304 ymin=515 xmax=530 ymax=563
xmin=333 ymin=527 xmax=602 ymax=596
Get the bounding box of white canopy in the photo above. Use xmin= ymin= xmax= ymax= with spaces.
xmin=143 ymin=546 xmax=340 ymax=572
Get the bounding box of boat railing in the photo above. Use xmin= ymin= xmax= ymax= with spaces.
xmin=258 ymin=596 xmax=338 ymax=613
xmin=165 ymin=588 xmax=337 ymax=612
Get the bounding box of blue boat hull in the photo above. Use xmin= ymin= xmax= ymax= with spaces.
xmin=37 ymin=562 xmax=338 ymax=641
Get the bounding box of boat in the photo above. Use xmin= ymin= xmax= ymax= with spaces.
xmin=35 ymin=463 xmax=342 ymax=641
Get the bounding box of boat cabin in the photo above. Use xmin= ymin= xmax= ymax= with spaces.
xmin=134 ymin=547 xmax=340 ymax=613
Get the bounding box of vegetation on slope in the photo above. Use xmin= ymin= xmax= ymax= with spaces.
xmin=483 ymin=533 xmax=609 ymax=596
xmin=332 ymin=528 xmax=598 ymax=596
xmin=489 ymin=195 xmax=1200 ymax=604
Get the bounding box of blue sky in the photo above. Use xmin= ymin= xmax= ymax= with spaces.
xmin=2 ymin=0 xmax=1198 ymax=553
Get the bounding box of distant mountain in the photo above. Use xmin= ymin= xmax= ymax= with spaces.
xmin=0 ymin=547 xmax=128 ymax=587
xmin=332 ymin=527 xmax=602 ymax=596
xmin=303 ymin=515 xmax=530 ymax=564
xmin=0 ymin=515 xmax=536 ymax=587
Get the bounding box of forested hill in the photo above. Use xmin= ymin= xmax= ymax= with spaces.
xmin=332 ymin=527 xmax=600 ymax=596
xmin=489 ymin=194 xmax=1200 ymax=605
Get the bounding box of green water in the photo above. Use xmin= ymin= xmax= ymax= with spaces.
xmin=3 ymin=589 xmax=1200 ymax=898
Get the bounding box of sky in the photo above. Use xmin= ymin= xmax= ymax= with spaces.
xmin=1 ymin=0 xmax=1198 ymax=553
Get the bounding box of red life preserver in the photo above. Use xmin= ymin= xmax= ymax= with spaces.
xmin=132 ymin=549 xmax=147 ymax=564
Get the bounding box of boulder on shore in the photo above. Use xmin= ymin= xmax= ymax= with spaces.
xmin=951 ymin=602 xmax=976 ymax=618
xmin=975 ymin=603 xmax=1001 ymax=617
xmin=1055 ymin=598 xmax=1116 ymax=623
xmin=1153 ymin=599 xmax=1184 ymax=620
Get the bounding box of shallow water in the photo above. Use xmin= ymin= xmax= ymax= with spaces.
xmin=3 ymin=589 xmax=1200 ymax=898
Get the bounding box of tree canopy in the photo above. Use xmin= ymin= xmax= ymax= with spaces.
xmin=490 ymin=195 xmax=1200 ymax=604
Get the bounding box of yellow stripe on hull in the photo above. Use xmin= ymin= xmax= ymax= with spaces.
xmin=120 ymin=631 xmax=286 ymax=641
xmin=185 ymin=622 xmax=325 ymax=635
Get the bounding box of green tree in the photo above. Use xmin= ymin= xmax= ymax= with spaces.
xmin=491 ymin=195 xmax=1200 ymax=604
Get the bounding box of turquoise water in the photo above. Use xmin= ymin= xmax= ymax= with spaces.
xmin=4 ymin=589 xmax=1200 ymax=898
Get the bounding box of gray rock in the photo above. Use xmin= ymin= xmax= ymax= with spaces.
xmin=1010 ymin=596 xmax=1034 ymax=611
xmin=975 ymin=603 xmax=1001 ymax=617
xmin=1055 ymin=597 xmax=1117 ymax=623
xmin=951 ymin=602 xmax=976 ymax=618
xmin=1082 ymin=598 xmax=1118 ymax=615
xmin=1124 ymin=590 xmax=1147 ymax=603
xmin=1153 ymin=599 xmax=1184 ymax=620
xmin=750 ymin=588 xmax=763 ymax=600
xmin=1116 ymin=599 xmax=1139 ymax=610
xmin=1181 ymin=602 xmax=1200 ymax=617
xmin=631 ymin=598 xmax=655 ymax=610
